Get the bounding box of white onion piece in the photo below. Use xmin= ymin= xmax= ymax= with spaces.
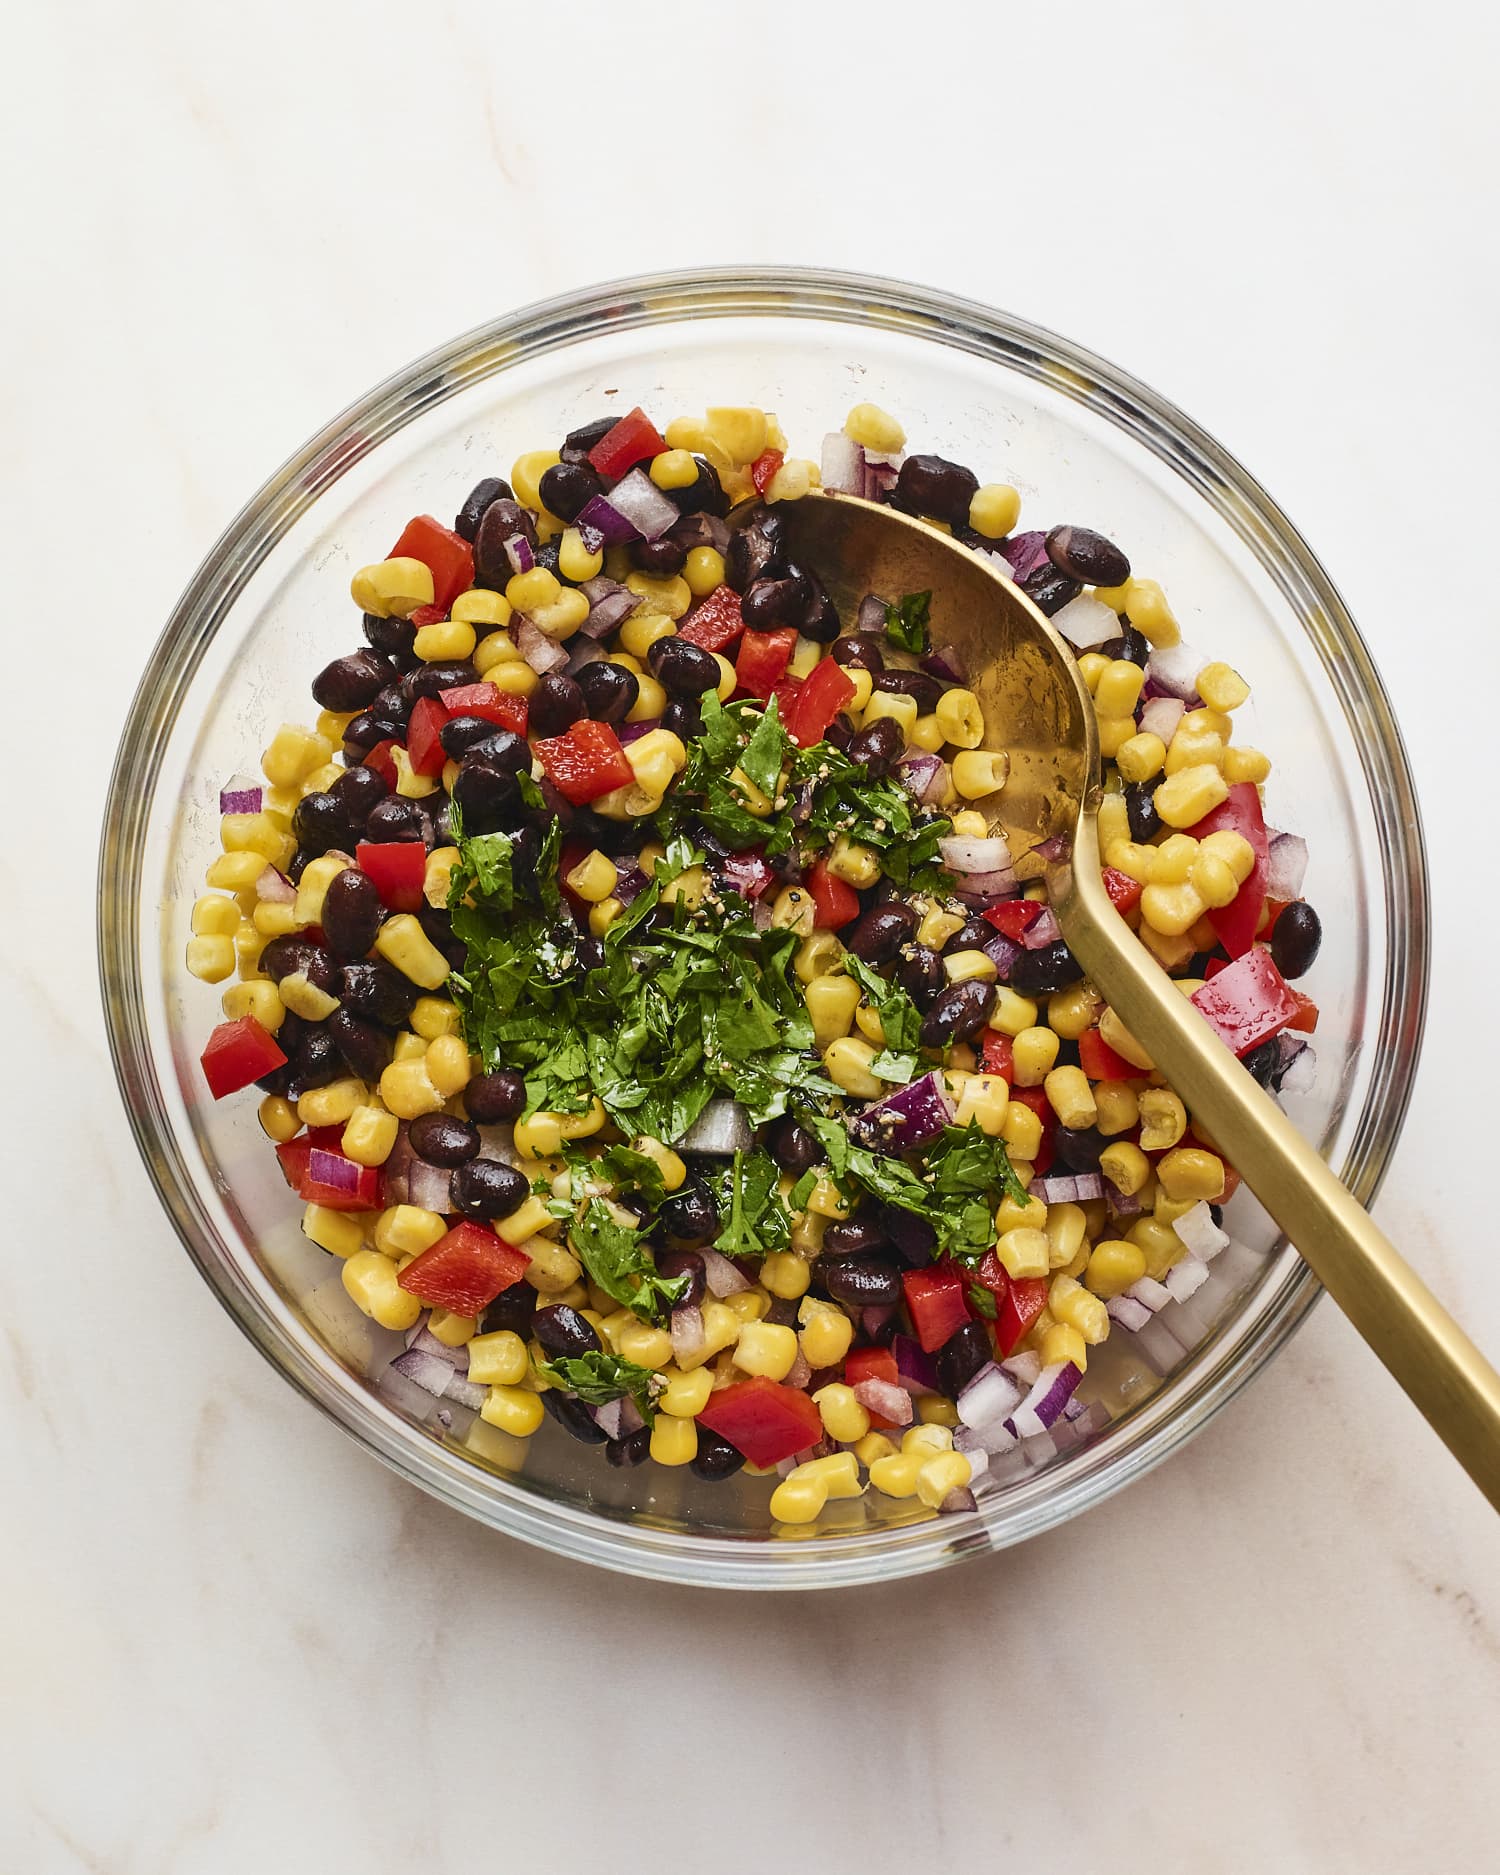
xmin=1000 ymin=1350 xmax=1042 ymax=1389
xmin=699 ymin=1245 xmax=752 ymax=1297
xmin=515 ymin=618 xmax=570 ymax=674
xmin=1165 ymin=1256 xmax=1211 ymax=1304
xmin=674 ymin=1099 xmax=753 ymax=1155
xmin=851 ymin=1378 xmax=914 ymax=1427
xmin=1126 ymin=1275 xmax=1173 ymax=1313
xmin=670 ymin=1305 xmax=705 ymax=1364
xmin=255 ymin=866 xmax=295 ymax=904
xmin=1021 ymin=905 xmax=1062 ymax=949
xmin=1052 ymin=594 xmax=1122 ymax=650
xmin=1172 ymin=1200 xmax=1230 ymax=1262
xmin=1265 ymin=831 xmax=1309 ymax=900
xmin=1145 ymin=642 xmax=1206 ymax=702
xmin=389 ymin=1347 xmax=455 ymax=1398
xmin=820 ymin=431 xmax=864 ymax=495
xmin=1279 ymin=1043 xmax=1318 ymax=1096
xmin=783 ymin=1349 xmax=812 ymax=1391
xmin=956 ymin=1363 xmax=1022 ymax=1432
xmin=938 ymin=834 xmax=1014 ymax=876
xmin=1106 ymin=1294 xmax=1153 ymax=1332
xmin=604 ymin=467 xmax=679 ymax=541
xmin=1138 ymin=695 xmax=1185 ymax=744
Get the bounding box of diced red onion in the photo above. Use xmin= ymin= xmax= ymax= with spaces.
xmin=601 ymin=467 xmax=679 ymax=542
xmin=1265 ymin=831 xmax=1309 ymax=900
xmin=1000 ymin=531 xmax=1049 ymax=581
xmin=718 ymin=850 xmax=774 ymax=900
xmin=896 ymin=751 xmax=947 ymax=805
xmin=1145 ymin=642 xmax=1206 ymax=703
xmin=566 ymin=636 xmax=608 ymax=674
xmin=1000 ymin=1350 xmax=1042 ymax=1389
xmin=671 ymin=512 xmax=730 ymax=554
xmin=856 ymin=593 xmax=888 ymax=634
xmin=574 ymin=494 xmax=640 ymax=546
xmin=255 ymin=866 xmax=295 ymax=904
xmin=1104 ymin=1177 xmax=1142 ymax=1216
xmin=390 ymin=1346 xmax=457 ymax=1397
xmin=503 ymin=534 xmax=534 ymax=576
xmin=1052 ymin=595 xmax=1122 ymax=650
xmin=1021 ymin=1429 xmax=1058 ymax=1467
xmin=852 ymin=1378 xmax=913 ymax=1426
xmin=1172 ymin=1200 xmax=1230 ymax=1262
xmin=700 ymin=1245 xmax=752 ymax=1297
xmin=407 ymin=1319 xmax=466 ymax=1365
xmin=783 ymin=1349 xmax=812 ymax=1391
xmin=674 ymin=1099 xmax=753 ymax=1155
xmin=1032 ymin=834 xmax=1071 ymax=863
xmin=982 ymin=932 xmax=1020 ymax=980
xmin=1164 ymin=1256 xmax=1210 ymax=1304
xmin=820 ymin=431 xmax=864 ymax=496
xmin=956 ymin=1362 xmax=1022 ymax=1433
xmin=407 ymin=1158 xmax=453 ymax=1214
xmin=612 ymin=863 xmax=649 ymax=906
xmin=576 ymin=522 xmax=606 ymax=556
xmin=939 ymin=1487 xmax=978 ymax=1515
xmin=593 ymin=1396 xmax=644 ymax=1441
xmin=617 ymin=719 xmax=660 ymax=745
xmin=751 ymin=897 xmax=775 ymax=932
xmin=670 ymin=1304 xmax=704 ymax=1364
xmin=1030 ymin=1171 xmax=1107 ymax=1204
xmin=848 ymin=1071 xmax=955 ymax=1155
xmin=1125 ymin=1275 xmax=1173 ymax=1313
xmin=220 ymin=775 xmax=264 ymax=815
xmin=584 ymin=589 xmax=638 ymax=639
xmin=1005 ymin=1361 xmax=1081 ymax=1438
xmin=954 ymin=872 xmax=1021 ymax=907
xmin=1279 ymin=1041 xmax=1318 ymax=1097
xmin=307 ymin=1148 xmax=360 ymax=1194
xmin=939 ymin=834 xmax=1014 ymax=877
xmin=1106 ymin=1293 xmax=1153 ymax=1332
xmin=1138 ymin=695 xmax=1185 ymax=744
xmin=381 ymin=1125 xmax=413 ymax=1205
xmin=1021 ymin=905 xmax=1062 ymax=949
xmin=892 ymin=1334 xmax=940 ymax=1396
xmin=516 ymin=619 xmax=570 ymax=675
xmin=920 ymin=643 xmax=968 ymax=685
xmin=863 ymin=458 xmax=900 ymax=502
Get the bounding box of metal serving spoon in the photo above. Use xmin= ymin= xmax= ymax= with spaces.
xmin=766 ymin=491 xmax=1500 ymax=1510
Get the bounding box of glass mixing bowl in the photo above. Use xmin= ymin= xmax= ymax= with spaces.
xmin=99 ymin=267 xmax=1428 ymax=1588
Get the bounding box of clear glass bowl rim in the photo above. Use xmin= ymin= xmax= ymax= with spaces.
xmin=98 ymin=265 xmax=1430 ymax=1589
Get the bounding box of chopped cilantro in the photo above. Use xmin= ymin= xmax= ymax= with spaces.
xmin=568 ymin=1198 xmax=689 ymax=1324
xmin=967 ymin=1282 xmax=998 ymax=1320
xmin=883 ymin=589 xmax=932 ymax=655
xmin=538 ymin=1349 xmax=661 ymax=1424
xmin=711 ymin=1148 xmax=792 ymax=1259
xmin=843 ymin=954 xmax=922 ymax=1082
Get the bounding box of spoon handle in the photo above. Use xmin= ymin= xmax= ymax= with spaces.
xmin=1052 ymin=811 xmax=1500 ymax=1512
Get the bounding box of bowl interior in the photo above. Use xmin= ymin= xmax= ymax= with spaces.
xmin=101 ymin=271 xmax=1426 ymax=1586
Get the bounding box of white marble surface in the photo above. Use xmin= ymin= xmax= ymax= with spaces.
xmin=6 ymin=2 xmax=1500 ymax=1868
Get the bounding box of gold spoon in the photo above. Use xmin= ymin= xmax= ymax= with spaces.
xmin=765 ymin=490 xmax=1500 ymax=1510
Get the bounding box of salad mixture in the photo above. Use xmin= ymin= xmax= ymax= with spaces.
xmin=189 ymin=399 xmax=1323 ymax=1527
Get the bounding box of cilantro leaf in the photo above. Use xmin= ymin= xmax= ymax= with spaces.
xmin=711 ymin=1149 xmax=792 ymax=1259
xmin=883 ymin=590 xmax=932 ymax=655
xmin=538 ymin=1350 xmax=660 ymax=1424
xmin=568 ymin=1198 xmax=689 ymax=1323
xmin=738 ymin=694 xmax=790 ymax=802
xmin=967 ymin=1282 xmax=998 ymax=1320
xmin=795 ymin=741 xmax=952 ymax=891
xmin=591 ymin=1142 xmax=669 ymax=1210
xmin=843 ymin=955 xmax=922 ymax=1082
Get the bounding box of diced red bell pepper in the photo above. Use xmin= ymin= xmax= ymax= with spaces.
xmin=1009 ymin=1085 xmax=1053 ymax=1124
xmin=1203 ymin=955 xmax=1231 ymax=980
xmin=996 ymin=1276 xmax=1048 ymax=1357
xmin=1103 ymin=865 xmax=1144 ymax=915
xmin=587 ymin=406 xmax=667 ymax=481
xmin=356 ymin=841 xmax=428 ymax=914
xmin=695 ymin=1376 xmax=824 ymax=1469
xmin=1262 ymin=897 xmax=1290 ymax=937
xmin=408 ymin=603 xmax=448 ymax=628
xmin=1286 ymin=990 xmax=1319 ymax=1033
xmin=972 ymin=1250 xmax=1009 ymax=1308
xmin=843 ymin=1345 xmax=903 ymax=1428
xmin=406 ymin=695 xmax=450 ymax=777
xmin=984 ymin=900 xmax=1042 ymax=941
xmin=1078 ymin=1027 xmax=1137 ymax=1082
xmin=734 ymin=628 xmax=798 ymax=701
xmin=439 ymin=682 xmax=528 ymax=738
xmin=807 ymin=856 xmax=861 ymax=930
xmin=535 ymin=719 xmax=635 ymax=806
xmin=200 ymin=1015 xmax=287 ymax=1099
xmin=1190 ymin=945 xmax=1300 ymax=1056
xmin=784 ymin=654 xmax=856 ymax=749
xmin=397 ymin=1222 xmax=532 ymax=1314
xmin=364 ymin=739 xmax=399 ymax=788
xmin=769 ymin=675 xmax=803 ymax=720
xmin=718 ymin=847 xmax=775 ymax=900
xmin=388 ymin=514 xmax=475 ymax=614
xmin=750 ymin=448 xmax=784 ymax=496
xmin=980 ymin=1032 xmax=1015 ymax=1079
xmin=676 ymin=584 xmax=745 ymax=654
xmin=1190 ymin=783 xmax=1268 ymax=960
xmin=274 ymin=1126 xmax=344 ymax=1193
xmin=902 ymin=1266 xmax=974 ymax=1353
xmin=302 ymin=1149 xmax=382 ymax=1212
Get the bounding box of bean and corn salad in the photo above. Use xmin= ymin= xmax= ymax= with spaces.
xmin=190 ymin=398 xmax=1323 ymax=1527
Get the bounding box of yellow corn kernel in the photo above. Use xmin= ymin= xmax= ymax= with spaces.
xmin=943 ymin=951 xmax=998 ymax=993
xmin=465 ymin=1330 xmax=529 ymax=1387
xmin=1146 ymin=834 xmax=1197 ymax=885
xmin=1153 ymin=1192 xmax=1201 ymax=1227
xmin=186 ymin=934 xmax=236 ymax=983
xmin=1190 ymin=851 xmax=1240 ymax=910
xmin=766 ymin=458 xmax=814 ymax=503
xmin=798 ymin=1299 xmax=854 ymax=1368
xmin=995 ymin=1226 xmax=1050 ymax=1280
xmin=683 ymin=547 xmax=726 ymax=599
xmin=646 ymin=1413 xmax=696 ymax=1468
xmin=852 ymin=1432 xmax=897 ymax=1470
xmin=1098 ymin=1005 xmax=1155 ymax=1071
xmin=823 ymin=1035 xmax=884 ymax=1099
xmin=1011 ymin=1025 xmax=1060 ymax=1085
xmin=424 ymin=1033 xmax=471 ymax=1098
xmin=302 ymin=1203 xmax=365 ymax=1259
xmin=969 ymin=482 xmax=1022 ymax=538
xmin=220 ymin=811 xmax=290 ymax=862
xmin=372 ymin=914 xmax=449 ymax=991
xmin=1118 ymin=577 xmax=1178 ymax=648
xmin=619 ymin=616 xmax=678 ymax=667
xmin=812 ymin=1382 xmax=871 ymax=1443
xmin=771 ymin=885 xmax=816 ymax=936
xmin=586 ymin=894 xmax=624 ymax=939
xmin=1223 ymin=746 xmax=1271 ymax=784
xmin=1097 ymin=716 xmax=1136 ymax=760
xmin=486 ymin=1193 xmax=552 ymax=1252
xmin=761 ymin=1251 xmax=812 ymax=1301
xmin=905 ymin=712 xmax=942 ymax=753
xmin=659 ymin=1365 xmax=714 ymax=1417
xmin=1196 ymin=660 xmax=1250 ymax=711
xmin=1095 ymin=659 xmax=1146 ymax=718
xmin=1099 ymin=1140 xmax=1150 ymax=1197
xmin=934 ymin=688 xmax=984 ymax=750
xmin=641 ymin=446 xmax=694 ymax=491
xmin=914 ymin=1395 xmax=958 ymax=1430
xmin=1039 ymin=1321 xmax=1089 ymax=1372
xmin=995 ymin=1191 xmax=1047 ymax=1236
xmin=1130 ymin=1089 xmax=1186 ymax=1157
xmin=378 ymin=1057 xmax=444 ymax=1120
xmin=1128 ymin=1214 xmax=1188 ymax=1280
xmin=769 ymin=1473 xmax=828 ymax=1524
xmin=952 ymin=750 xmax=1010 ymax=798
xmin=1116 ymin=732 xmax=1167 ymax=785
xmin=416 ymin=849 xmax=457 ymax=912
xmin=391 ymin=1031 xmax=427 ymax=1062
xmin=315 ymin=709 xmax=358 ymax=747
xmin=257 ymin=1093 xmax=300 ymax=1143
xmin=1102 ymin=839 xmax=1154 ymax=886
xmin=1045 ymin=984 xmax=1101 ymax=1042
xmin=1156 ymin=1147 xmax=1225 ymax=1202
xmin=851 ymin=1001 xmax=885 ymax=1050
xmin=1096 ymin=791 xmax=1129 ymax=854
xmin=530 ymin=588 xmax=591 ymax=642
xmin=1198 ymin=829 xmax=1255 ymax=885
xmin=1140 ymin=881 xmax=1207 ymax=938
xmin=492 ymin=657 xmax=544 ymax=702
xmin=1139 ymin=923 xmax=1194 ymax=970
xmin=505 ymin=566 xmax=561 ymax=615
xmin=1077 ymin=652 xmax=1109 ymax=693
xmin=843 ymin=401 xmax=906 ymax=452
xmin=412 ymin=618 xmax=476 ymax=664
xmin=1050 ymin=1275 xmax=1110 ymax=1344
xmin=915 ymin=1449 xmax=972 ymax=1510
xmin=480 ymin=1383 xmax=544 ymax=1438
xmin=616 ymin=1321 xmax=673 ymax=1369
xmin=290 ymin=855 xmax=347 ymax=930
xmin=824 ymin=834 xmax=881 ymax=889
xmin=341 ymin=1104 xmax=400 ymax=1167
xmin=1001 ymin=1101 xmax=1043 ymax=1161
xmin=918 ymin=905 xmax=967 ymax=950
xmin=510 ymin=449 xmax=561 ymax=511
xmin=206 ymin=850 xmax=269 ymax=893
xmin=1154 ymin=763 xmax=1229 ymax=830
xmin=623 ymin=1135 xmax=682 ymax=1194
xmin=296 ymin=1077 xmax=365 ymax=1129
xmin=861 ymin=690 xmax=918 ymax=740
xmin=802 ymin=975 xmax=859 ymax=1050
xmin=953 ymin=1073 xmax=1009 ymax=1136
xmin=868 ymin=1451 xmax=924 ymax=1499
xmin=844 ymin=667 xmax=874 ymax=713
xmin=791 ymin=1452 xmax=863 ymax=1502
xmin=1084 ymin=1239 xmax=1148 ymax=1298
xmin=989 ymin=986 xmax=1040 ymax=1038
xmin=473 ymin=629 xmax=520 ymax=675
xmin=733 ymin=1321 xmax=799 ymax=1382
xmin=350 ymin=557 xmax=434 ymax=619
xmin=703 ymin=406 xmax=768 ymax=465
xmin=249 ymin=900 xmax=298 ymax=940
xmin=562 ymin=848 xmax=617 ymax=906
xmin=549 ymin=530 xmax=601 ymax=589
xmin=803 ymin=1178 xmax=850 ymax=1223
xmin=342 ymin=1248 xmax=423 ymax=1330
xmin=448 ymin=588 xmax=510 ymax=628
xmin=233 ymin=923 xmax=271 ymax=981
xmin=403 ymin=1000 xmax=457 ymax=1048
xmin=1045 ymin=1201 xmax=1087 ymax=1270
xmin=1043 ymin=1065 xmax=1097 ymax=1131
xmin=373 ymin=1204 xmax=447 ymax=1258
xmin=522 ymin=1237 xmax=581 ymax=1293
xmin=261 ymin=723 xmax=333 ymax=789
xmin=1164 ymin=725 xmax=1227 ymax=777
xmin=793 ymin=931 xmax=844 ymax=984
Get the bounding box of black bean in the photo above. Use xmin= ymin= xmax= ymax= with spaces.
xmin=659 ymin=1186 xmax=719 ymax=1251
xmin=935 ymin=1321 xmax=993 ymax=1399
xmin=473 ymin=499 xmax=538 ymax=589
xmin=798 ymin=574 xmax=841 ymax=644
xmin=919 ymin=979 xmax=997 ymax=1048
xmin=312 ymin=650 xmax=391 ymax=713
xmin=576 ymin=659 xmax=639 ymax=723
xmin=321 ymin=868 xmax=384 ymax=959
xmin=672 ymin=456 xmax=729 ymax=517
xmin=465 ymin=1070 xmax=527 ymax=1124
xmin=1271 ymin=901 xmax=1322 ymax=979
xmin=845 ymin=903 xmax=918 ymax=966
xmin=823 ymin=1214 xmax=889 ymax=1257
xmin=538 ymin=461 xmax=601 ymax=523
xmin=529 ymin=673 xmax=587 ymax=738
xmin=285 ymin=1023 xmax=341 ymax=1099
xmin=259 ymin=936 xmax=321 ymax=988
xmin=877 ymin=1203 xmax=937 ymax=1268
xmin=467 ymin=728 xmax=531 ymax=777
xmin=1008 ymin=941 xmax=1085 ymax=996
xmin=340 ymin=712 xmax=387 ymax=761
xmin=340 ymin=958 xmax=419 ymax=1026
xmin=560 ymin=417 xmax=616 ymax=466
xmin=329 ymin=763 xmax=389 ymax=829
xmin=690 ymin=1432 xmax=747 ymax=1481
xmin=1124 ymin=781 xmax=1161 ymax=844
xmin=541 ymin=1389 xmax=609 ymax=1443
xmin=405 ymin=660 xmax=479 ymax=700
xmin=1045 ymin=525 xmax=1131 ymax=588
xmin=1053 ymin=1126 xmax=1106 ymax=1173
xmin=451 ymin=760 xmax=518 ymax=832
xmin=326 ymin=1008 xmax=391 ymax=1082
xmin=1242 ymin=1038 xmax=1281 ymax=1089
xmin=1099 ymin=622 xmax=1150 ymax=668
xmin=724 ymin=520 xmax=785 ymax=593
xmin=450 ymin=1158 xmax=529 ymax=1221
xmin=1020 ymin=565 xmax=1082 ymax=617
xmin=439 ymin=714 xmax=498 ymax=760
xmin=481 ymin=1280 xmax=536 ymax=1338
xmin=891 ymin=453 xmax=979 ymax=529
xmin=661 ymin=697 xmax=703 ymax=741
xmin=844 ymin=716 xmax=905 ymax=778
xmin=741 ymin=574 xmax=810 ymax=631
xmin=873 ymin=669 xmax=944 ymax=714
xmin=655 ymin=1248 xmax=706 ymax=1306
xmin=409 ymin=1113 xmax=481 ymax=1166
xmin=370 ymin=682 xmax=413 ymax=731
xmin=363 ymin=796 xmax=430 ymax=844
xmin=534 ymin=1304 xmax=601 ymax=1360
xmin=454 ymin=475 xmax=514 ymax=542
xmin=893 ymin=943 xmax=945 ymax=1010
xmin=629 ymin=536 xmax=687 ymax=578
xmin=291 ymin=791 xmax=354 ymax=857
xmin=766 ymin=1115 xmax=820 ymax=1175
xmin=821 ymin=1258 xmax=902 ymax=1308
xmin=606 ymin=1424 xmax=652 ymax=1468
xmin=832 ymin=634 xmax=886 ymax=671
xmin=363 ymin=613 xmax=416 ymax=659
xmin=945 ymin=916 xmax=996 ymax=954
xmin=823 ymin=714 xmax=855 ymax=752
xmin=647 ymin=636 xmax=719 ymax=697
